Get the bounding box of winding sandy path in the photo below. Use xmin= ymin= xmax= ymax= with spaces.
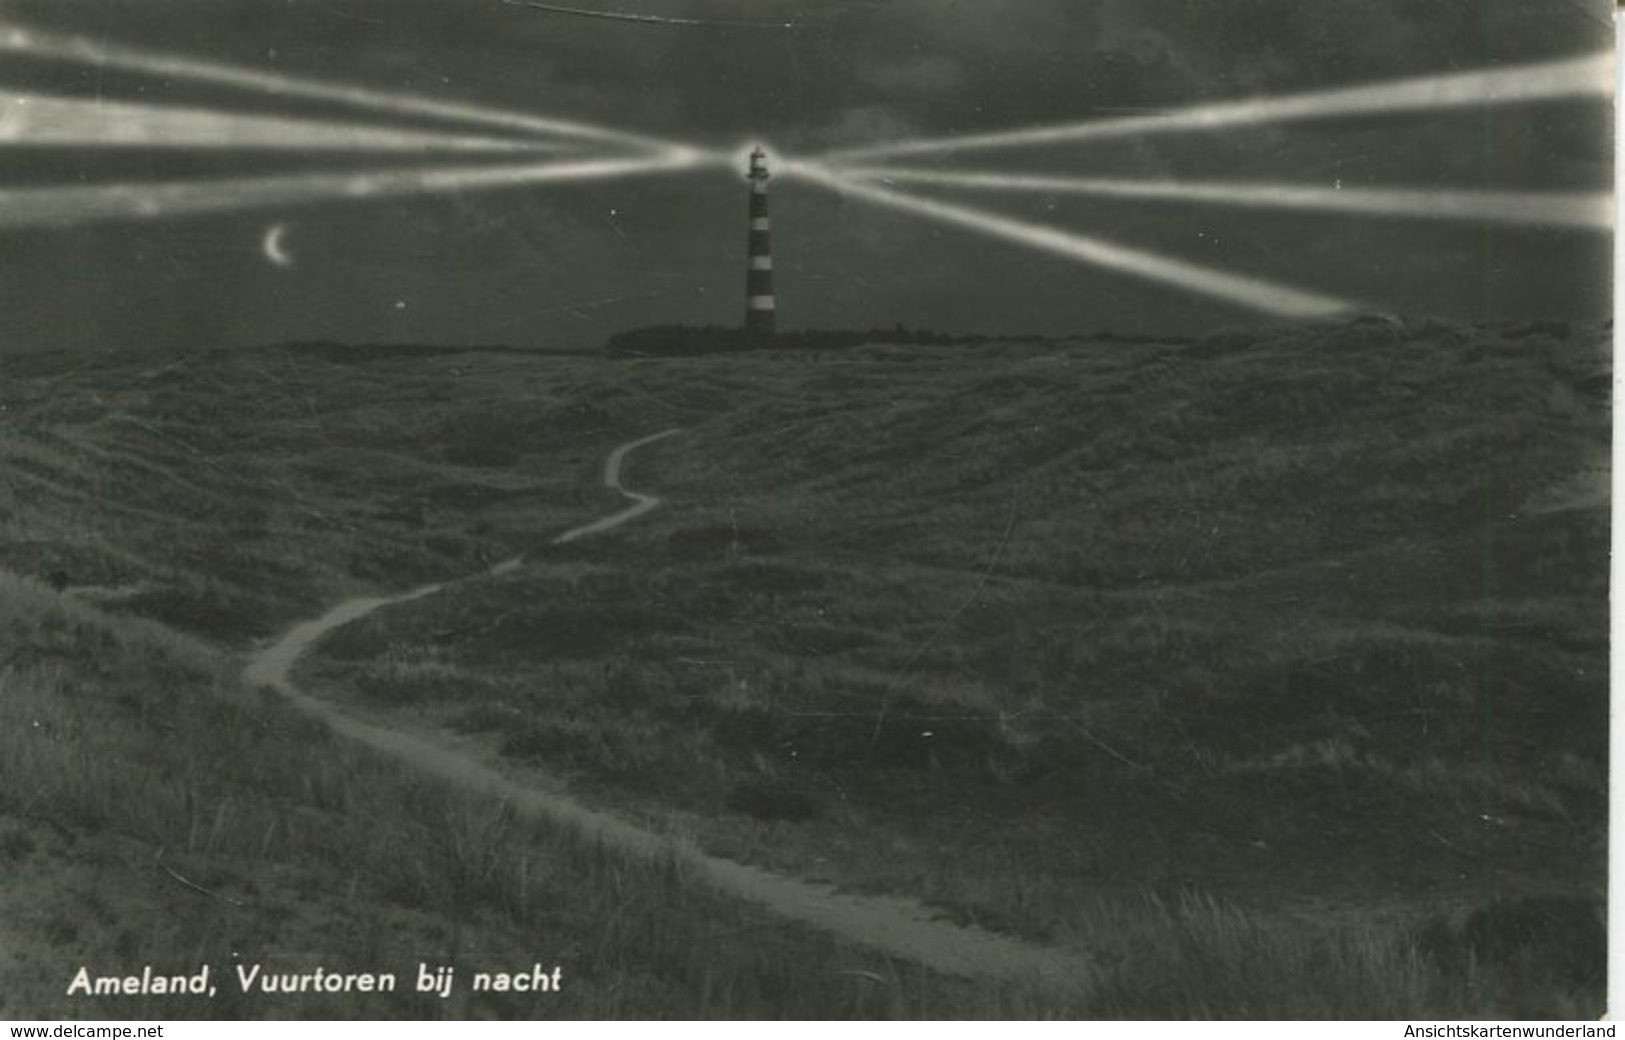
xmin=553 ymin=427 xmax=682 ymax=544
xmin=244 ymin=430 xmax=1093 ymax=996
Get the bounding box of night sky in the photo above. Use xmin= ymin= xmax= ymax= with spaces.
xmin=0 ymin=0 xmax=1613 ymax=355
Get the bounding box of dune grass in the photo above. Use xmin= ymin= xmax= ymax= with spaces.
xmin=0 ymin=317 xmax=1608 ymax=1017
xmin=4 ymin=570 xmax=1593 ymax=1018
xmin=1 ymin=571 xmax=1087 ymax=1018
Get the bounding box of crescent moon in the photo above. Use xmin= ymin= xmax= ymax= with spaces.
xmin=262 ymin=224 xmax=294 ymax=268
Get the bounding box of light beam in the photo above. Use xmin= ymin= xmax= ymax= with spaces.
xmin=0 ymin=152 xmax=700 ymax=229
xmin=784 ymin=161 xmax=1355 ymax=319
xmin=502 ymin=0 xmax=800 ymax=29
xmin=0 ymin=22 xmax=704 ymax=159
xmin=823 ymin=52 xmax=1614 ymax=164
xmin=835 ymin=167 xmax=1614 ymax=231
xmin=0 ymin=92 xmax=578 ymax=154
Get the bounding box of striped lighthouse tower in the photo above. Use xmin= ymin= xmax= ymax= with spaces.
xmin=744 ymin=146 xmax=776 ymax=335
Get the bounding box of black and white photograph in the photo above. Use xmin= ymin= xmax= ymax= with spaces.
xmin=0 ymin=0 xmax=1612 ymax=1022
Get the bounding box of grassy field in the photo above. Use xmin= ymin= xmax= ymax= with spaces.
xmin=0 ymin=316 xmax=1608 ymax=1017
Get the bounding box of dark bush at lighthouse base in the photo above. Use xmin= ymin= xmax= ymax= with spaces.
xmin=603 ymin=323 xmax=990 ymax=356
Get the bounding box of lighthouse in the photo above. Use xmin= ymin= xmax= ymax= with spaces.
xmin=744 ymin=146 xmax=776 ymax=335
